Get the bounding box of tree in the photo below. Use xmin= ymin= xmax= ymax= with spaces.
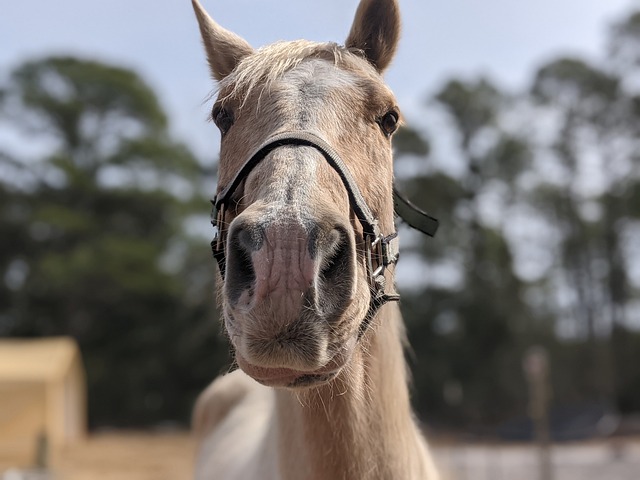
xmin=393 ymin=78 xmax=536 ymax=427
xmin=527 ymin=10 xmax=640 ymax=410
xmin=0 ymin=57 xmax=226 ymax=427
xmin=393 ymin=10 xmax=640 ymax=430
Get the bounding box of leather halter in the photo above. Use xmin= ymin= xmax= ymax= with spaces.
xmin=210 ymin=130 xmax=438 ymax=338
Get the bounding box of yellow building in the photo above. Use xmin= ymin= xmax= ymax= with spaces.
xmin=0 ymin=337 xmax=86 ymax=469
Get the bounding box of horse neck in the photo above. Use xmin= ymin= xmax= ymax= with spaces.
xmin=273 ymin=303 xmax=431 ymax=480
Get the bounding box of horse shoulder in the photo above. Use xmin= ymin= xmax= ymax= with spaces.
xmin=193 ymin=370 xmax=279 ymax=480
xmin=192 ymin=369 xmax=256 ymax=439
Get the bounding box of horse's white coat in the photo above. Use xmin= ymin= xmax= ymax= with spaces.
xmin=194 ymin=372 xmax=278 ymax=480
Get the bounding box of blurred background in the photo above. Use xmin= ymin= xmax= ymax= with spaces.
xmin=1 ymin=0 xmax=640 ymax=478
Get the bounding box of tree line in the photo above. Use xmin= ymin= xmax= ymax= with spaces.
xmin=0 ymin=10 xmax=638 ymax=432
xmin=0 ymin=57 xmax=227 ymax=426
xmin=399 ymin=10 xmax=640 ymax=433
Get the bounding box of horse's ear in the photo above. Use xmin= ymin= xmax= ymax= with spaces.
xmin=191 ymin=0 xmax=254 ymax=81
xmin=345 ymin=0 xmax=401 ymax=73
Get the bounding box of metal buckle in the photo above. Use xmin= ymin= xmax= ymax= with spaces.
xmin=371 ymin=234 xmax=385 ymax=278
xmin=364 ymin=233 xmax=377 ymax=289
xmin=365 ymin=232 xmax=399 ymax=288
xmin=210 ymin=198 xmax=218 ymax=229
xmin=215 ymin=206 xmax=225 ymax=250
xmin=211 ymin=203 xmax=228 ymax=278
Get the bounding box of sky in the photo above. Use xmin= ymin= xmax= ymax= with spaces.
xmin=2 ymin=0 xmax=637 ymax=160
xmin=2 ymin=0 xmax=639 ymax=301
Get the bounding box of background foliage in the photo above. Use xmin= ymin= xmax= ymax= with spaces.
xmin=1 ymin=10 xmax=639 ymax=433
xmin=0 ymin=57 xmax=228 ymax=427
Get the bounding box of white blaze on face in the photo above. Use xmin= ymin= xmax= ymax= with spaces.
xmin=255 ymin=59 xmax=360 ymax=223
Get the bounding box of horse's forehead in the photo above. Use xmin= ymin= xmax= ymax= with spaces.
xmin=264 ymin=60 xmax=396 ymax=124
xmin=271 ymin=59 xmax=380 ymax=112
xmin=281 ymin=59 xmax=361 ymax=92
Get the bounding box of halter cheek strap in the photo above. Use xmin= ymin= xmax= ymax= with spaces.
xmin=210 ymin=130 xmax=438 ymax=338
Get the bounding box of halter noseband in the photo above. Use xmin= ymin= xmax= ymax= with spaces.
xmin=211 ymin=130 xmax=438 ymax=338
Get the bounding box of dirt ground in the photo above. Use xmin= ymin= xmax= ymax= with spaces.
xmin=433 ymin=438 xmax=640 ymax=480
xmin=3 ymin=433 xmax=640 ymax=480
xmin=54 ymin=432 xmax=195 ymax=480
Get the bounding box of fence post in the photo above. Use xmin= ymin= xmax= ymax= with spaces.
xmin=524 ymin=346 xmax=553 ymax=480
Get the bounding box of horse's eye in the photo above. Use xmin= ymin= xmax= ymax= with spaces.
xmin=212 ymin=106 xmax=234 ymax=136
xmin=378 ymin=110 xmax=399 ymax=136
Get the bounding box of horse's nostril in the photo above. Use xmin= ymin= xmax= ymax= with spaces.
xmin=325 ymin=228 xmax=344 ymax=253
xmin=236 ymin=223 xmax=265 ymax=252
xmin=319 ymin=227 xmax=351 ymax=282
xmin=226 ymin=223 xmax=263 ymax=305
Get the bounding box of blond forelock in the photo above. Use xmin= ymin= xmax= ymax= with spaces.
xmin=217 ymin=39 xmax=375 ymax=107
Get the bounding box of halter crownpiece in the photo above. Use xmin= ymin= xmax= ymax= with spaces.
xmin=210 ymin=130 xmax=438 ymax=336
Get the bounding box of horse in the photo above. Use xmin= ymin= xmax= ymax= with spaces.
xmin=190 ymin=0 xmax=440 ymax=478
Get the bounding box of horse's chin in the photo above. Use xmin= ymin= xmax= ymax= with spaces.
xmin=237 ymin=355 xmax=341 ymax=388
xmin=233 ymin=338 xmax=356 ymax=389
